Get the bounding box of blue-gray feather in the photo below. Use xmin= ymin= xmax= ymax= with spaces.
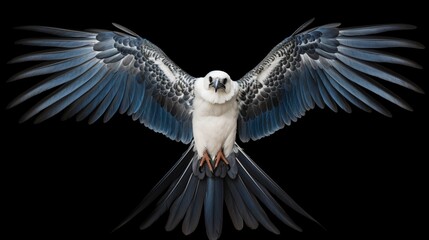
xmin=28 ymin=62 xmax=104 ymax=123
xmin=166 ymin=174 xmax=198 ymax=231
xmin=15 ymin=26 xmax=96 ymax=38
xmin=89 ymin=73 xmax=122 ymax=124
xmin=228 ymin=176 xmax=280 ymax=234
xmin=324 ymin=75 xmax=372 ymax=113
xmin=336 ymin=36 xmax=424 ymax=49
xmin=339 ymin=24 xmax=416 ymax=36
xmin=114 ymin=143 xmax=317 ymax=237
xmin=337 ymin=46 xmax=422 ymax=69
xmin=9 ymin=47 xmax=93 ymax=63
xmin=336 ymin=54 xmax=423 ymax=93
xmin=236 ymin=159 xmax=302 ymax=231
xmin=317 ymin=69 xmax=352 ymax=113
xmin=16 ymin=38 xmax=96 ymax=48
xmin=224 ymin=188 xmax=244 ymax=230
xmin=225 ymin=178 xmax=259 ymax=229
xmin=182 ymin=179 xmax=206 ymax=235
xmin=9 ymin=25 xmax=195 ymax=143
xmin=204 ymin=177 xmax=224 ymax=240
xmin=235 ymin=145 xmax=318 ymax=223
xmin=9 ymin=21 xmax=423 ymax=239
xmin=113 ymin=144 xmax=194 ymax=232
xmin=65 ymin=69 xmax=113 ymax=121
xmin=104 ymin=74 xmax=126 ymax=122
xmin=9 ymin=52 xmax=97 ymax=82
xmin=237 ymin=21 xmax=422 ymax=142
xmin=37 ymin=65 xmax=108 ymax=123
xmin=325 ymin=67 xmax=391 ymax=116
xmin=332 ymin=61 xmax=412 ymax=110
xmin=77 ymin=73 xmax=117 ymax=121
xmin=140 ymin=161 xmax=193 ymax=230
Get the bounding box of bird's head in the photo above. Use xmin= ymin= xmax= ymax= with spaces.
xmin=205 ymin=70 xmax=231 ymax=93
xmin=195 ymin=70 xmax=238 ymax=104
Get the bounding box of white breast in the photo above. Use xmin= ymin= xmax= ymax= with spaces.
xmin=192 ymin=80 xmax=239 ymax=158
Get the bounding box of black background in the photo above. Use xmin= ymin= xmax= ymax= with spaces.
xmin=1 ymin=1 xmax=428 ymax=239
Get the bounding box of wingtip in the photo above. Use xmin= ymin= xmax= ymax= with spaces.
xmin=87 ymin=118 xmax=96 ymax=125
xmin=414 ymin=42 xmax=425 ymax=49
xmin=7 ymin=96 xmax=23 ymax=109
xmin=7 ymin=74 xmax=21 ymax=82
xmin=344 ymin=107 xmax=353 ymax=114
xmin=14 ymin=39 xmax=28 ymax=45
xmin=394 ymin=24 xmax=417 ymax=30
xmin=111 ymin=223 xmax=124 ymax=233
xmin=6 ymin=101 xmax=17 ymax=110
xmin=412 ymin=62 xmax=423 ymax=70
xmin=264 ymin=223 xmax=280 ymax=235
xmin=33 ymin=115 xmax=45 ymax=124
xmin=14 ymin=25 xmax=59 ymax=33
xmin=13 ymin=26 xmax=31 ymax=31
xmin=291 ymin=224 xmax=303 ymax=233
xmin=7 ymin=58 xmax=19 ymax=64
xmin=318 ymin=222 xmax=328 ymax=231
xmin=402 ymin=99 xmax=414 ymax=112
xmin=139 ymin=221 xmax=150 ymax=230
xmin=18 ymin=115 xmax=29 ymax=124
xmin=404 ymin=24 xmax=417 ymax=30
xmin=383 ymin=110 xmax=393 ymax=118
xmin=411 ymin=84 xmax=425 ymax=94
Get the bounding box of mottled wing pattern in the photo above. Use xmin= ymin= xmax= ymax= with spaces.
xmin=8 ymin=24 xmax=195 ymax=143
xmin=237 ymin=19 xmax=423 ymax=142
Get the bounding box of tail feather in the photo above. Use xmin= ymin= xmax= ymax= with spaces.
xmin=228 ymin=176 xmax=280 ymax=234
xmin=140 ymin=160 xmax=193 ymax=229
xmin=235 ymin=145 xmax=320 ymax=224
xmin=182 ymin=180 xmax=206 ymax=235
xmin=165 ymin=174 xmax=198 ymax=231
xmin=112 ymin=143 xmax=194 ymax=232
xmin=114 ymin=142 xmax=319 ymax=239
xmin=224 ymin=189 xmax=244 ymax=230
xmin=236 ymin=158 xmax=302 ymax=231
xmin=224 ymin=178 xmax=259 ymax=229
xmin=204 ymin=178 xmax=224 ymax=240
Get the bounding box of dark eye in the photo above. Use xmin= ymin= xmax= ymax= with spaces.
xmin=209 ymin=76 xmax=213 ymax=83
xmin=223 ymin=78 xmax=227 ymax=84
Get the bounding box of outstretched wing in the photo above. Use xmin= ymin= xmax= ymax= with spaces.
xmin=237 ymin=19 xmax=423 ymax=142
xmin=8 ymin=24 xmax=195 ymax=143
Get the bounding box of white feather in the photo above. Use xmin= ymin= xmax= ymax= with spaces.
xmin=257 ymin=56 xmax=283 ymax=84
xmin=154 ymin=58 xmax=178 ymax=82
xmin=192 ymin=71 xmax=239 ymax=158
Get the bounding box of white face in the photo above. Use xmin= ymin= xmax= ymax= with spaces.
xmin=203 ymin=70 xmax=232 ymax=94
xmin=195 ymin=70 xmax=238 ymax=104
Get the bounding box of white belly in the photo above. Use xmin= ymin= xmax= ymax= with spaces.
xmin=192 ymin=98 xmax=238 ymax=158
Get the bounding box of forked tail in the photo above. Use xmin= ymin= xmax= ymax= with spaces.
xmin=114 ymin=142 xmax=318 ymax=240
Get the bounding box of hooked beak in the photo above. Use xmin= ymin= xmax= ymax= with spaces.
xmin=210 ymin=78 xmax=226 ymax=92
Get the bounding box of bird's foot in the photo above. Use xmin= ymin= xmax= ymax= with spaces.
xmin=199 ymin=151 xmax=213 ymax=172
xmin=214 ymin=149 xmax=229 ymax=168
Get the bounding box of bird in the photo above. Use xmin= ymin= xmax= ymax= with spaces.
xmin=7 ymin=18 xmax=423 ymax=240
